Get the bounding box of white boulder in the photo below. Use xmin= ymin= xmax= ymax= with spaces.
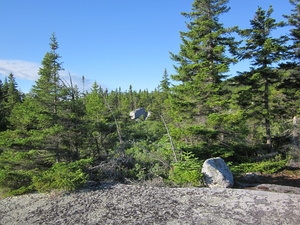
xmin=201 ymin=157 xmax=234 ymax=188
xmin=129 ymin=108 xmax=151 ymax=120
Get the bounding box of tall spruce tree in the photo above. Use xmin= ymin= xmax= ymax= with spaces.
xmin=31 ymin=33 xmax=64 ymax=117
xmin=153 ymin=69 xmax=171 ymax=117
xmin=284 ymin=0 xmax=300 ymax=63
xmin=275 ymin=0 xmax=300 ymax=160
xmin=169 ymin=0 xmax=237 ymax=144
xmin=29 ymin=33 xmax=66 ymax=161
xmin=275 ymin=0 xmax=300 ymax=119
xmin=236 ymin=6 xmax=288 ymax=151
xmin=160 ymin=69 xmax=171 ymax=92
xmin=6 ymin=73 xmax=22 ymax=109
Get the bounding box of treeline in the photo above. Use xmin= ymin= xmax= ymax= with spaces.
xmin=0 ymin=0 xmax=300 ymax=195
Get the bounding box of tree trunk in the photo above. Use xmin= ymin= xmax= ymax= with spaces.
xmin=264 ymin=72 xmax=273 ymax=152
xmin=293 ymin=116 xmax=299 ymax=151
xmin=161 ymin=115 xmax=178 ymax=163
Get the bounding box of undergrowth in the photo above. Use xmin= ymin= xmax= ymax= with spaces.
xmin=230 ymin=155 xmax=288 ymax=175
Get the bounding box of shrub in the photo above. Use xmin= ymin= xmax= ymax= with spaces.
xmin=169 ymin=152 xmax=203 ymax=186
xmin=230 ymin=155 xmax=288 ymax=175
xmin=32 ymin=158 xmax=92 ymax=192
xmin=125 ymin=137 xmax=175 ymax=181
xmin=0 ymin=169 xmax=35 ymax=196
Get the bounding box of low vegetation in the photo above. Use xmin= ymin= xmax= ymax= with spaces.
xmin=1 ymin=0 xmax=300 ymax=196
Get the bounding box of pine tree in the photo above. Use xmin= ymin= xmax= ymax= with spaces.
xmin=128 ymin=85 xmax=136 ymax=111
xmin=160 ymin=69 xmax=171 ymax=92
xmin=6 ymin=73 xmax=22 ymax=109
xmin=31 ymin=33 xmax=64 ymax=117
xmin=278 ymin=0 xmax=300 ymax=115
xmin=0 ymin=74 xmax=22 ymax=130
xmin=0 ymin=79 xmax=3 ymax=103
xmin=274 ymin=0 xmax=300 ymax=160
xmin=28 ymin=33 xmax=66 ymax=161
xmin=6 ymin=34 xmax=87 ymax=162
xmin=284 ymin=0 xmax=300 ymax=63
xmin=236 ymin=6 xmax=288 ymax=151
xmin=169 ymin=0 xmax=237 ymax=144
xmin=151 ymin=69 xmax=171 ymax=118
xmin=0 ymin=79 xmax=6 ymax=131
xmin=277 ymin=0 xmax=300 ymax=118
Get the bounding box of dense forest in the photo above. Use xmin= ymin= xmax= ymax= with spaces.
xmin=1 ymin=0 xmax=300 ymax=196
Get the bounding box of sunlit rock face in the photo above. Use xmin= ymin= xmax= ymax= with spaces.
xmin=129 ymin=108 xmax=151 ymax=120
xmin=201 ymin=157 xmax=234 ymax=188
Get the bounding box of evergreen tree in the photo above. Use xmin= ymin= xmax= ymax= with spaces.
xmin=31 ymin=33 xmax=64 ymax=117
xmin=151 ymin=69 xmax=171 ymax=118
xmin=277 ymin=0 xmax=300 ymax=119
xmin=128 ymin=85 xmax=136 ymax=110
xmin=26 ymin=33 xmax=66 ymax=161
xmin=85 ymin=82 xmax=106 ymax=122
xmin=6 ymin=34 xmax=86 ymax=162
xmin=277 ymin=0 xmax=300 ymax=118
xmin=0 ymin=74 xmax=22 ymax=130
xmin=6 ymin=73 xmax=22 ymax=109
xmin=236 ymin=6 xmax=288 ymax=151
xmin=0 ymin=79 xmax=3 ymax=103
xmin=0 ymin=79 xmax=5 ymax=131
xmin=284 ymin=0 xmax=300 ymax=63
xmin=160 ymin=69 xmax=171 ymax=92
xmin=274 ymin=1 xmax=300 ymax=160
xmin=169 ymin=0 xmax=237 ymax=145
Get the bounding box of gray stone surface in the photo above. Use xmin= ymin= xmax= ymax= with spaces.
xmin=202 ymin=157 xmax=234 ymax=188
xmin=1 ymin=184 xmax=300 ymax=225
xmin=129 ymin=108 xmax=150 ymax=120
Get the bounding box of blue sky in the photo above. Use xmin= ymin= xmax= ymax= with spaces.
xmin=0 ymin=0 xmax=294 ymax=93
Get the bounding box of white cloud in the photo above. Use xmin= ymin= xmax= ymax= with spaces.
xmin=0 ymin=59 xmax=94 ymax=93
xmin=0 ymin=59 xmax=40 ymax=80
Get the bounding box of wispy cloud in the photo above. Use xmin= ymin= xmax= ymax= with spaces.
xmin=0 ymin=59 xmax=93 ymax=93
xmin=0 ymin=59 xmax=40 ymax=80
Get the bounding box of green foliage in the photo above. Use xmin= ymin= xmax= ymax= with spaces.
xmin=32 ymin=158 xmax=92 ymax=192
xmin=186 ymin=125 xmax=218 ymax=139
xmin=0 ymin=169 xmax=35 ymax=196
xmin=125 ymin=121 xmax=165 ymax=142
xmin=230 ymin=156 xmax=288 ymax=175
xmin=126 ymin=137 xmax=175 ymax=181
xmin=169 ymin=0 xmax=237 ymax=130
xmin=169 ymin=152 xmax=203 ymax=186
xmin=0 ymin=150 xmax=37 ymax=196
xmin=236 ymin=6 xmax=289 ymax=150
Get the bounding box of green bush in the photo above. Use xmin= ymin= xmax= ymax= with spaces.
xmin=230 ymin=156 xmax=288 ymax=175
xmin=0 ymin=169 xmax=35 ymax=196
xmin=169 ymin=152 xmax=203 ymax=186
xmin=125 ymin=121 xmax=165 ymax=142
xmin=125 ymin=137 xmax=175 ymax=181
xmin=32 ymin=159 xmax=92 ymax=192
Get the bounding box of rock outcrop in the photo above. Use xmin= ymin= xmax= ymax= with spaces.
xmin=202 ymin=157 xmax=234 ymax=188
xmin=1 ymin=183 xmax=300 ymax=225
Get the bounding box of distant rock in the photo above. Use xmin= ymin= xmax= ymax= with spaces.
xmin=201 ymin=157 xmax=234 ymax=188
xmin=129 ymin=108 xmax=151 ymax=120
